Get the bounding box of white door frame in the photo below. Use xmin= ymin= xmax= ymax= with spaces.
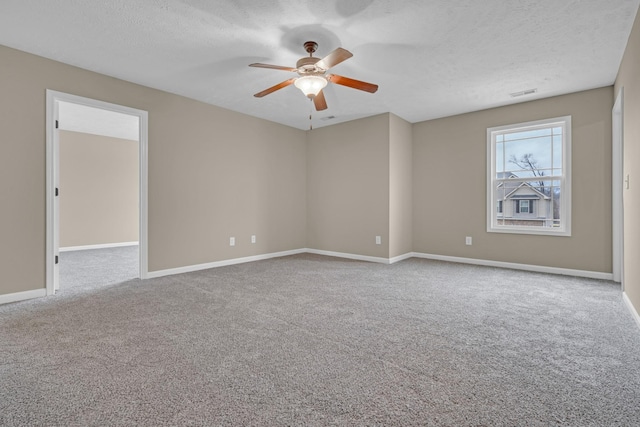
xmin=46 ymin=90 xmax=149 ymax=295
xmin=612 ymin=87 xmax=624 ymax=286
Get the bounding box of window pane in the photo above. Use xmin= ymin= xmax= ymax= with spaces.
xmin=552 ymin=180 xmax=561 ymax=227
xmin=493 ymin=176 xmax=563 ymax=228
xmin=493 ymin=182 xmax=508 ymax=225
xmin=496 ymin=142 xmax=504 ymax=174
xmin=503 ymin=136 xmax=552 ymax=177
xmin=553 ymin=135 xmax=562 ymax=171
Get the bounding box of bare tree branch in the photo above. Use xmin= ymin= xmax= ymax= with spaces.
xmin=508 ymin=153 xmax=547 ymax=193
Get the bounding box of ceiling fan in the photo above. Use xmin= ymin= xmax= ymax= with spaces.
xmin=249 ymin=41 xmax=378 ymax=111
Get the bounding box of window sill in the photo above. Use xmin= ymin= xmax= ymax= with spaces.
xmin=487 ymin=226 xmax=571 ymax=237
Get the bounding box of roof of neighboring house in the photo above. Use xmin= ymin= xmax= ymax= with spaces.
xmin=496 ymin=172 xmax=551 ymax=200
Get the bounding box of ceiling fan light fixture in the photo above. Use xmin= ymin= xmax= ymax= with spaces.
xmin=294 ymin=75 xmax=327 ymax=98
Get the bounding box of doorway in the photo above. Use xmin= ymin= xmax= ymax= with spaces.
xmin=46 ymin=90 xmax=149 ymax=295
xmin=612 ymin=88 xmax=624 ymax=286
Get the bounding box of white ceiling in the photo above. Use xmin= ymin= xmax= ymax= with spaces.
xmin=1 ymin=0 xmax=638 ymax=130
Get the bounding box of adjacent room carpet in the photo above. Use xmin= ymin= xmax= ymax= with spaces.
xmin=59 ymin=245 xmax=139 ymax=292
xmin=1 ymin=254 xmax=639 ymax=426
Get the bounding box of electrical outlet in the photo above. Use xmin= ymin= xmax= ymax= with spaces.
xmin=251 ymin=235 xmax=256 ymax=244
xmin=465 ymin=236 xmax=472 ymax=245
xmin=375 ymin=236 xmax=382 ymax=245
xmin=230 ymin=237 xmax=235 ymax=246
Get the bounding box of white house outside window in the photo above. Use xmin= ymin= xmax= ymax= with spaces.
xmin=487 ymin=116 xmax=571 ymax=236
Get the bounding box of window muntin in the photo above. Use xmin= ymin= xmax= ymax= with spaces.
xmin=487 ymin=116 xmax=571 ymax=236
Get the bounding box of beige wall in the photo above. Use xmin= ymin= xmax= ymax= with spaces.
xmin=0 ymin=44 xmax=306 ymax=295
xmin=149 ymin=95 xmax=306 ymax=270
xmin=307 ymin=114 xmax=390 ymax=257
xmin=59 ymin=130 xmax=139 ymax=247
xmin=0 ymin=41 xmax=627 ymax=299
xmin=413 ymin=87 xmax=613 ymax=273
xmin=389 ymin=114 xmax=413 ymax=258
xmin=306 ymin=113 xmax=413 ymax=259
xmin=615 ymin=10 xmax=640 ymax=316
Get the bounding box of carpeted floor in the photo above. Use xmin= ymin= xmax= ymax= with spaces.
xmin=1 ymin=253 xmax=639 ymax=426
xmin=59 ymin=245 xmax=139 ymax=292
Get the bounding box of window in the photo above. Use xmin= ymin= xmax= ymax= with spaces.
xmin=487 ymin=116 xmax=571 ymax=236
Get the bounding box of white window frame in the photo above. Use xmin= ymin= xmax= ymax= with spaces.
xmin=487 ymin=116 xmax=571 ymax=236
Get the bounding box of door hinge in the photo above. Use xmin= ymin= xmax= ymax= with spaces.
xmin=55 ymin=255 xmax=59 ymax=264
xmin=55 ymin=187 xmax=59 ymax=197
xmin=55 ymin=119 xmax=59 ymax=129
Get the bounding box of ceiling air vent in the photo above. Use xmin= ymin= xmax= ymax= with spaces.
xmin=510 ymin=88 xmax=538 ymax=98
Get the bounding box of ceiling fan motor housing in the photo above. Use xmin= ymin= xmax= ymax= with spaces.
xmin=296 ymin=56 xmax=322 ymax=73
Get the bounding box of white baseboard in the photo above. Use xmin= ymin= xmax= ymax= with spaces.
xmin=411 ymin=252 xmax=614 ymax=281
xmin=147 ymin=249 xmax=611 ymax=282
xmin=0 ymin=288 xmax=47 ymax=305
xmin=389 ymin=252 xmax=414 ymax=264
xmin=147 ymin=249 xmax=307 ymax=279
xmin=623 ymin=292 xmax=640 ymax=332
xmin=147 ymin=249 xmax=414 ymax=279
xmin=60 ymin=241 xmax=139 ymax=252
xmin=305 ymin=248 xmax=391 ymax=264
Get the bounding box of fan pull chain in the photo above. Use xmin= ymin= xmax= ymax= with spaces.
xmin=309 ymin=98 xmax=313 ymax=130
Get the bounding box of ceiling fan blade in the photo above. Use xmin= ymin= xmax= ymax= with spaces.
xmin=328 ymin=74 xmax=378 ymax=93
xmin=253 ymin=78 xmax=296 ymax=97
xmin=316 ymin=48 xmax=353 ymax=70
xmin=313 ymin=90 xmax=328 ymax=111
xmin=249 ymin=63 xmax=298 ymax=72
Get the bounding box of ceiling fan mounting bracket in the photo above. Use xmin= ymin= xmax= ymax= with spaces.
xmin=303 ymin=41 xmax=318 ymax=56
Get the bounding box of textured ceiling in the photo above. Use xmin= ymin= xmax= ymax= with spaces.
xmin=1 ymin=0 xmax=638 ymax=130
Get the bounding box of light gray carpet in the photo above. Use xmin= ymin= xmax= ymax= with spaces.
xmin=1 ymin=254 xmax=639 ymax=426
xmin=59 ymin=245 xmax=139 ymax=292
